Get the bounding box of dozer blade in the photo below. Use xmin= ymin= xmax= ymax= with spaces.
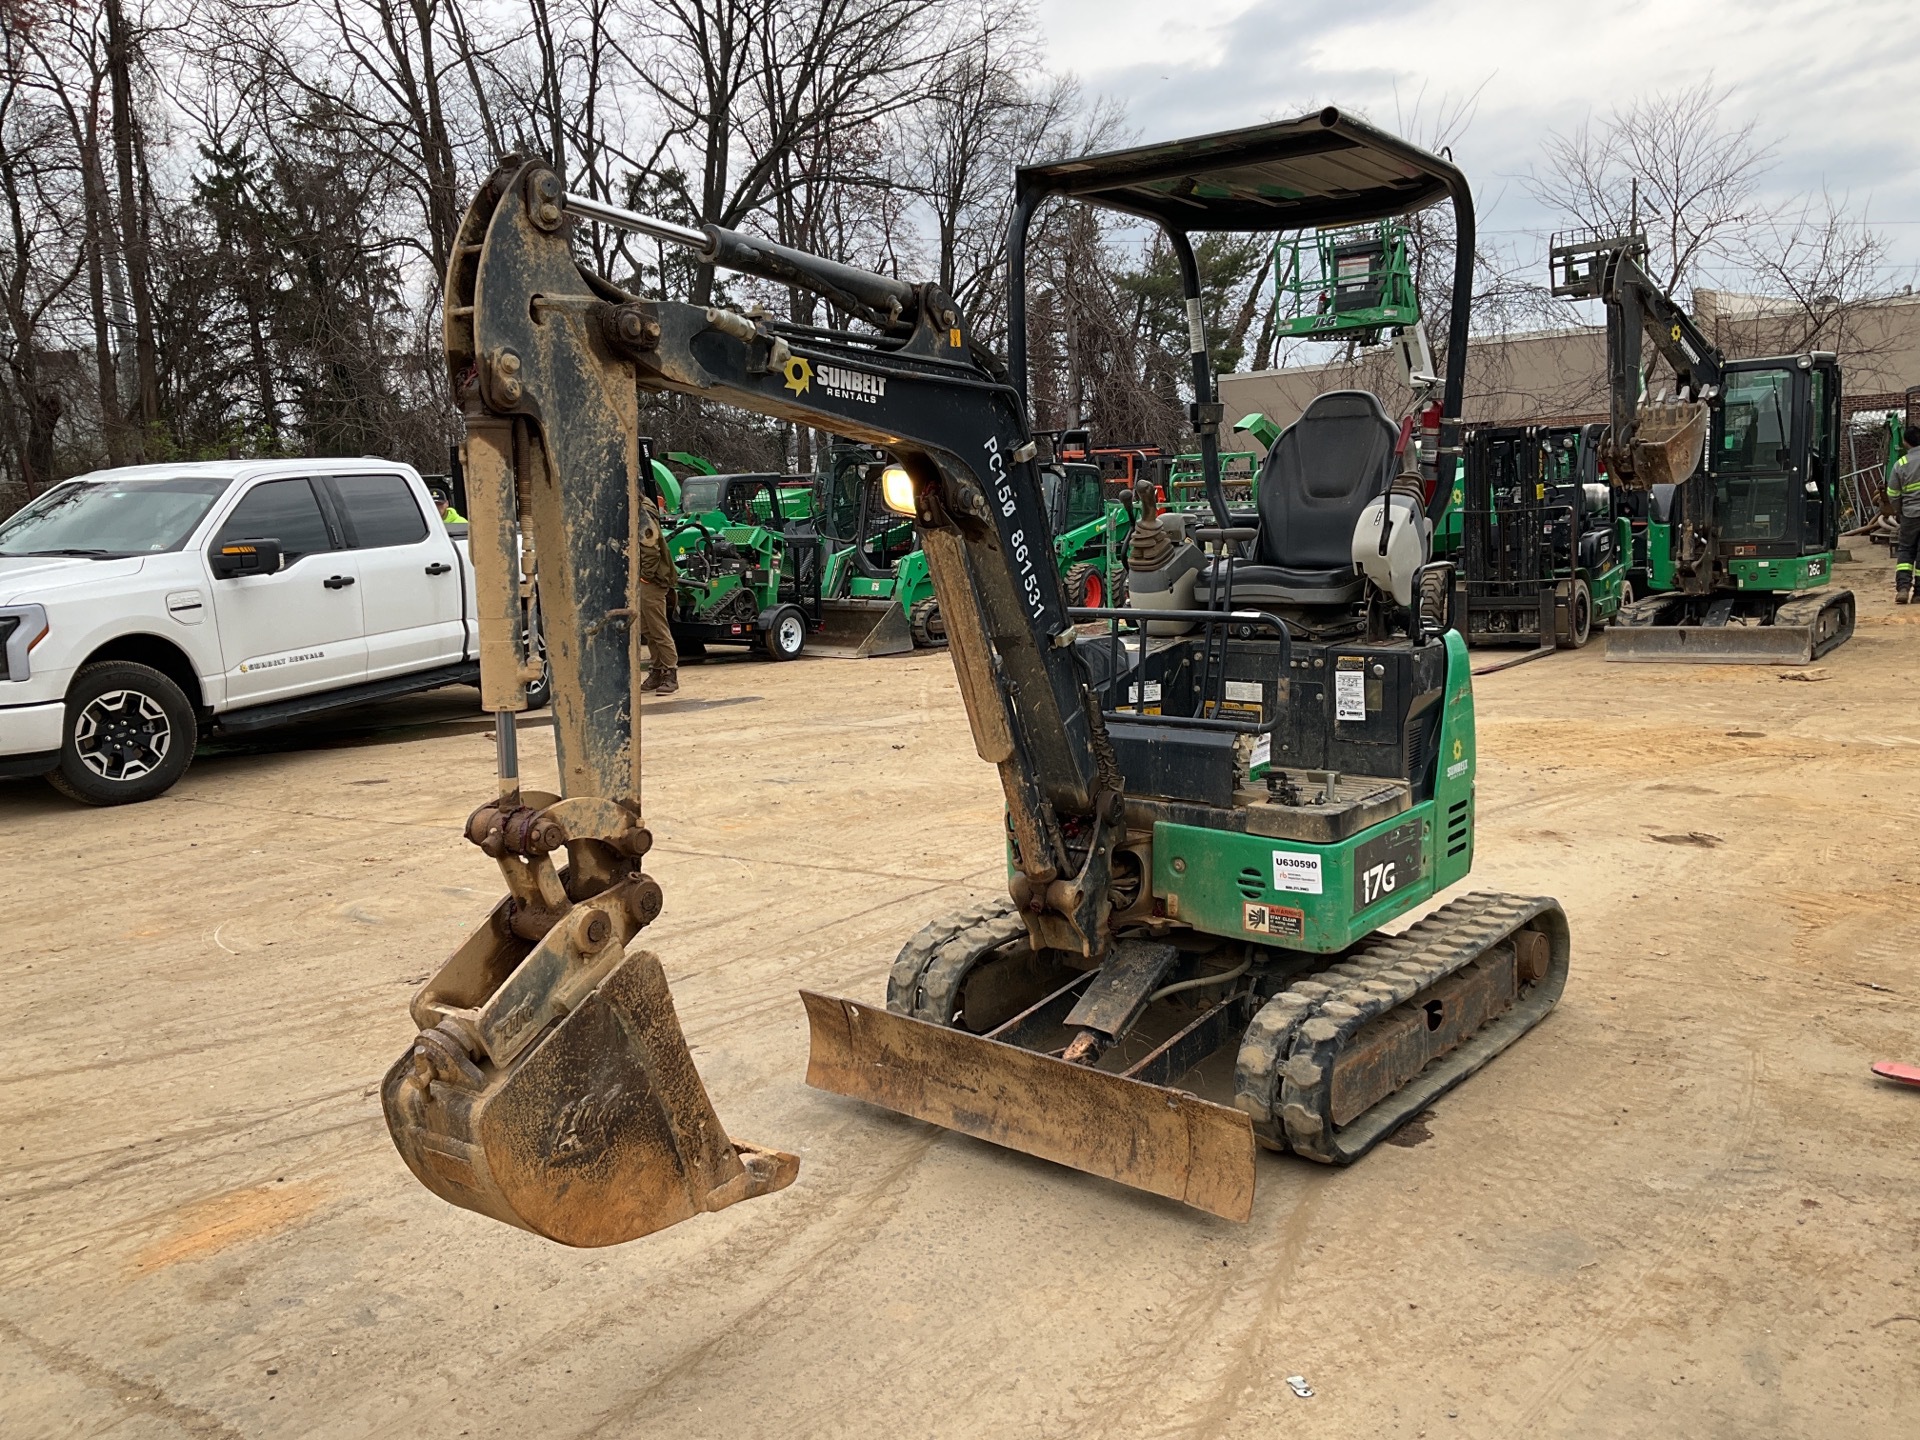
xmin=1606 ymin=624 xmax=1818 ymax=664
xmin=808 ymin=598 xmax=915 ymax=658
xmin=1607 ymin=590 xmax=1853 ymax=665
xmin=385 ymin=947 xmax=798 ymax=1247
xmin=801 ymin=990 xmax=1257 ymax=1221
xmin=1629 ymin=399 xmax=1709 ymax=488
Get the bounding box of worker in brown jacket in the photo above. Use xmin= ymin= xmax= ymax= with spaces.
xmin=636 ymin=485 xmax=681 ymax=694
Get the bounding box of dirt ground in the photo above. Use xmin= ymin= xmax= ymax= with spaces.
xmin=4 ymin=549 xmax=1918 ymax=1439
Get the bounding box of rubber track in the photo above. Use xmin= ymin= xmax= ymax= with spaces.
xmin=1774 ymin=587 xmax=1855 ymax=660
xmin=885 ymin=899 xmax=1027 ymax=1023
xmin=1233 ymin=892 xmax=1570 ymax=1163
xmin=1614 ymin=595 xmax=1683 ymax=627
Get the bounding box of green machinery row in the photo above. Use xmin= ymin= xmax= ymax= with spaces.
xmin=1231 ymin=218 xmax=1860 ymax=663
xmin=600 ymin=215 xmax=1864 ymax=669
xmin=636 ymin=438 xmax=1137 ymax=662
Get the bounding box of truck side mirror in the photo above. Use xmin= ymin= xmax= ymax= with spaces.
xmin=211 ymin=537 xmax=284 ymax=579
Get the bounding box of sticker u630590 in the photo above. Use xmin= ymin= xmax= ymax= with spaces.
xmin=1271 ymin=850 xmax=1323 ymax=895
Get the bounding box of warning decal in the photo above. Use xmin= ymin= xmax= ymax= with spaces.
xmin=1243 ymin=901 xmax=1305 ymax=939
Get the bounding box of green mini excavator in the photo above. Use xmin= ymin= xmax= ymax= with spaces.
xmin=1550 ymin=233 xmax=1854 ymax=663
xmin=380 ymin=112 xmax=1570 ymax=1245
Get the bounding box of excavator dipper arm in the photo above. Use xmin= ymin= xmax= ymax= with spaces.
xmin=384 ymin=159 xmax=1124 ymax=1244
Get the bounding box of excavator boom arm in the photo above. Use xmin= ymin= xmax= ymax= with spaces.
xmin=493 ymin=163 xmax=1120 ymax=940
xmin=383 ymin=158 xmax=1127 ymax=1244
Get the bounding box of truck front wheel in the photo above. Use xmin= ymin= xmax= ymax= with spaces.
xmin=47 ymin=660 xmax=198 ymax=805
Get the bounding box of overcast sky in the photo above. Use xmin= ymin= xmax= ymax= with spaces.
xmin=1033 ymin=0 xmax=1920 ymax=293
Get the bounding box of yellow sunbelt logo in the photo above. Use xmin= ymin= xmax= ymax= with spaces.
xmin=1452 ymin=738 xmax=1464 ymax=762
xmin=782 ymin=356 xmax=812 ymax=396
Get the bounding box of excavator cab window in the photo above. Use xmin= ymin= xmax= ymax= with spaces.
xmin=1716 ymin=367 xmax=1797 ymax=543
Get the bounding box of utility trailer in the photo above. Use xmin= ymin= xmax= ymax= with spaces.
xmin=664 ymin=471 xmax=826 ymax=661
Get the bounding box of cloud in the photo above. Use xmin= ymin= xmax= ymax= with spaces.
xmin=1035 ymin=0 xmax=1920 ymax=286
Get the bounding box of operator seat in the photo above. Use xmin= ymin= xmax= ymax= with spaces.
xmin=1204 ymin=390 xmax=1398 ymax=607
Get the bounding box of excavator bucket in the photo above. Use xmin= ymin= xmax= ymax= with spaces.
xmin=384 ymin=909 xmax=797 ymax=1247
xmin=801 ymin=991 xmax=1257 ymax=1221
xmin=808 ymin=597 xmax=915 ymax=658
xmin=1628 ymin=399 xmax=1710 ymax=489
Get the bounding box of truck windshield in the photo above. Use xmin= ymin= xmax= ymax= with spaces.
xmin=0 ymin=476 xmax=231 ymax=557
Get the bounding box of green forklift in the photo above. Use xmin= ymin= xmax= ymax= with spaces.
xmin=1452 ymin=423 xmax=1634 ymax=649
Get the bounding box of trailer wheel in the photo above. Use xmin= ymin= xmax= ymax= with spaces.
xmin=908 ymin=597 xmax=947 ymax=648
xmin=762 ymin=605 xmax=807 ymax=660
xmin=1558 ymin=579 xmax=1593 ymax=649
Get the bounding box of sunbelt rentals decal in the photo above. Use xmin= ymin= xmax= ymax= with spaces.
xmin=783 ymin=355 xmax=885 ymax=404
xmin=818 ymin=364 xmax=884 ymax=403
xmin=238 ymin=647 xmax=326 ymax=674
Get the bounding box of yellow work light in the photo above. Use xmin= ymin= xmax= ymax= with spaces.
xmin=879 ymin=465 xmax=916 ymax=516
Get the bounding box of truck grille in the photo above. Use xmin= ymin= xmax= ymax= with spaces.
xmin=0 ymin=616 xmax=16 ymax=680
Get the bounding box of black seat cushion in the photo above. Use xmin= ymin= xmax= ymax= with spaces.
xmin=1257 ymin=390 xmax=1398 ymax=567
xmin=1205 ymin=390 xmax=1397 ymax=605
xmin=1215 ymin=563 xmax=1364 ymax=607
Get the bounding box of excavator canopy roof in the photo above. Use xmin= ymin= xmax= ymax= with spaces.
xmin=1015 ymin=107 xmax=1464 ymax=233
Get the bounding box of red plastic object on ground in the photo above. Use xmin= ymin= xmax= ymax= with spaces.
xmin=1870 ymin=1061 xmax=1920 ymax=1087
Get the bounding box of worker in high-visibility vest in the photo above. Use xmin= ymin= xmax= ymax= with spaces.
xmin=1888 ymin=434 xmax=1920 ymax=605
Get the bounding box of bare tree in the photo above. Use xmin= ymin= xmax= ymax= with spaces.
xmin=630 ymin=0 xmax=956 ymax=305
xmin=103 ymin=0 xmax=162 ymax=448
xmin=1728 ymin=189 xmax=1897 ymax=358
xmin=1527 ymin=77 xmax=1774 ymax=305
xmin=0 ymin=6 xmax=91 ymax=500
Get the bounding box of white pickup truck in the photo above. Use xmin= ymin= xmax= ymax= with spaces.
xmin=0 ymin=458 xmax=545 ymax=805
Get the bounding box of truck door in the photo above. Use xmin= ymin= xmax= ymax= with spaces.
xmin=207 ymin=476 xmax=367 ymax=707
xmin=323 ymin=473 xmax=465 ymax=678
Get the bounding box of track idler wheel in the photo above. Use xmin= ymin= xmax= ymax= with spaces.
xmin=886 ymin=898 xmax=1070 ymax=1032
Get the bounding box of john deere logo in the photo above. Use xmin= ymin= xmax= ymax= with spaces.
xmin=782 ymin=356 xmax=812 ymax=396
